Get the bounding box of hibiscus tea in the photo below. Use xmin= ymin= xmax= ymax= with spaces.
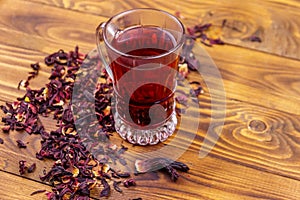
xmin=109 ymin=26 xmax=179 ymax=127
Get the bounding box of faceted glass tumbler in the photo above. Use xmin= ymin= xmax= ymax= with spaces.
xmin=96 ymin=8 xmax=185 ymax=145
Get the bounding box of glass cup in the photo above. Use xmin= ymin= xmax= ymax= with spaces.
xmin=96 ymin=8 xmax=185 ymax=145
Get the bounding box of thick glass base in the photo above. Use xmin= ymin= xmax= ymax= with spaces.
xmin=114 ymin=111 xmax=177 ymax=145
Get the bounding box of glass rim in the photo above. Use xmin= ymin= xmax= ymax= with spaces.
xmin=102 ymin=8 xmax=185 ymax=60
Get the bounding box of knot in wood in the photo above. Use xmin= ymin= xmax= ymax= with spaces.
xmin=248 ymin=119 xmax=267 ymax=133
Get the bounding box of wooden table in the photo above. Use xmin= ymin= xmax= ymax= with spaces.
xmin=1 ymin=0 xmax=300 ymax=199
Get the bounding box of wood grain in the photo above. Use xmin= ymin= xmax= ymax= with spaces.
xmin=0 ymin=0 xmax=104 ymax=53
xmin=0 ymin=0 xmax=299 ymax=115
xmin=196 ymin=44 xmax=300 ymax=115
xmin=0 ymin=171 xmax=50 ymax=200
xmin=0 ymin=43 xmax=299 ymax=183
xmin=0 ymin=0 xmax=300 ymax=199
xmin=197 ymin=93 xmax=300 ymax=180
xmin=0 ymin=44 xmax=51 ymax=102
xmin=0 ymin=0 xmax=298 ymax=175
xmin=0 ymin=110 xmax=58 ymax=181
xmin=120 ymin=90 xmax=300 ymax=181
xmin=0 ymin=38 xmax=299 ymax=116
xmin=1 ymin=91 xmax=300 ymax=199
xmin=28 ymin=0 xmax=300 ymax=60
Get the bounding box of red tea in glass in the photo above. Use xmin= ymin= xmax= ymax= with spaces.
xmin=96 ymin=9 xmax=185 ymax=145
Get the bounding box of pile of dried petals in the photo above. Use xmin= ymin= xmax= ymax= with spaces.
xmin=187 ymin=23 xmax=225 ymax=47
xmin=0 ymin=47 xmax=130 ymax=199
xmin=0 ymin=46 xmax=194 ymax=199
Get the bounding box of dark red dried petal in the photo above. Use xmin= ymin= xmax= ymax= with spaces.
xmin=123 ymin=178 xmax=136 ymax=188
xmin=100 ymin=178 xmax=110 ymax=197
xmin=187 ymin=23 xmax=225 ymax=48
xmin=249 ymin=35 xmax=262 ymax=42
xmin=28 ymin=163 xmax=36 ymax=173
xmin=30 ymin=63 xmax=40 ymax=71
xmin=113 ymin=181 xmax=122 ymax=193
xmin=19 ymin=160 xmax=27 ymax=175
xmin=30 ymin=189 xmax=46 ymax=196
xmin=115 ymin=172 xmax=130 ymax=178
xmin=209 ymin=38 xmax=225 ymax=45
xmin=222 ymin=19 xmax=227 ymax=28
xmin=16 ymin=140 xmax=27 ymax=148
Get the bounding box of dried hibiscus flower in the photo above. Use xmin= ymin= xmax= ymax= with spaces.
xmin=123 ymin=178 xmax=136 ymax=188
xmin=30 ymin=189 xmax=46 ymax=196
xmin=19 ymin=160 xmax=27 ymax=175
xmin=16 ymin=139 xmax=27 ymax=148
xmin=135 ymin=158 xmax=189 ymax=182
xmin=28 ymin=163 xmax=36 ymax=173
xmin=187 ymin=23 xmax=225 ymax=47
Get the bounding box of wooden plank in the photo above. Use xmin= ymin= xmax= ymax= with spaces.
xmin=0 ymin=40 xmax=299 ymax=180
xmin=0 ymin=37 xmax=299 ymax=116
xmin=1 ymin=0 xmax=300 ymax=199
xmin=28 ymin=0 xmax=121 ymax=17
xmin=0 ymin=0 xmax=105 ymax=53
xmin=197 ymin=93 xmax=300 ymax=181
xmin=0 ymin=0 xmax=299 ymax=115
xmin=121 ymin=91 xmax=300 ymax=182
xmin=0 ymin=171 xmax=50 ymax=200
xmin=1 ymin=130 xmax=300 ymax=200
xmin=27 ymin=0 xmax=300 ymax=60
xmin=1 ymin=92 xmax=300 ymax=199
xmin=197 ymin=44 xmax=300 ymax=115
xmin=0 ymin=44 xmax=51 ymax=102
xmin=0 ymin=105 xmax=58 ymax=181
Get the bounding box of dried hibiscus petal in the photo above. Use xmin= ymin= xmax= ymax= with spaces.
xmin=209 ymin=38 xmax=225 ymax=45
xmin=31 ymin=63 xmax=40 ymax=71
xmin=189 ymin=81 xmax=203 ymax=96
xmin=19 ymin=160 xmax=27 ymax=175
xmin=123 ymin=178 xmax=136 ymax=188
xmin=163 ymin=165 xmax=180 ymax=182
xmin=248 ymin=35 xmax=262 ymax=43
xmin=116 ymin=172 xmax=130 ymax=178
xmin=113 ymin=181 xmax=122 ymax=193
xmin=16 ymin=140 xmax=27 ymax=148
xmin=135 ymin=158 xmax=189 ymax=182
xmin=28 ymin=163 xmax=36 ymax=173
xmin=30 ymin=189 xmax=46 ymax=196
xmin=187 ymin=23 xmax=225 ymax=48
xmin=100 ymin=178 xmax=110 ymax=197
